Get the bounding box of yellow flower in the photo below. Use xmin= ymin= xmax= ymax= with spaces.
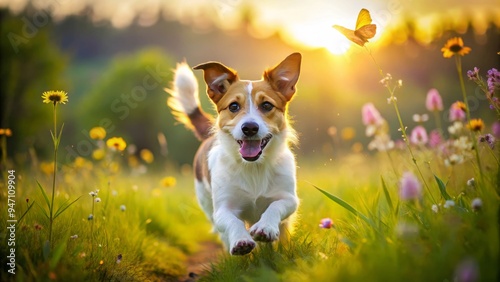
xmin=467 ymin=119 xmax=484 ymax=132
xmin=40 ymin=161 xmax=55 ymax=175
xmin=161 ymin=176 xmax=177 ymax=188
xmin=106 ymin=137 xmax=127 ymax=152
xmin=42 ymin=90 xmax=68 ymax=105
xmin=89 ymin=127 xmax=106 ymax=140
xmin=0 ymin=128 xmax=12 ymax=136
xmin=452 ymin=101 xmax=467 ymax=112
xmin=441 ymin=37 xmax=471 ymax=58
xmin=140 ymin=149 xmax=154 ymax=164
xmin=92 ymin=149 xmax=106 ymax=160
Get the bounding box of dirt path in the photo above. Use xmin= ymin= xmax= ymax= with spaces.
xmin=182 ymin=241 xmax=223 ymax=281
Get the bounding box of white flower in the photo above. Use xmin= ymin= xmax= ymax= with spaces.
xmin=448 ymin=121 xmax=463 ymax=135
xmin=471 ymin=198 xmax=482 ymax=211
xmin=120 ymin=205 xmax=126 ymax=212
xmin=95 ymin=197 xmax=101 ymax=203
xmin=70 ymin=234 xmax=78 ymax=239
xmin=432 ymin=204 xmax=439 ymax=213
xmin=466 ymin=178 xmax=475 ymax=187
xmin=444 ymin=200 xmax=455 ymax=209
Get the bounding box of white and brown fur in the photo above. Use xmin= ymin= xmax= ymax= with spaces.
xmin=167 ymin=53 xmax=301 ymax=255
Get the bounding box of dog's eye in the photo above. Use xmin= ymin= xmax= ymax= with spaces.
xmin=260 ymin=102 xmax=274 ymax=112
xmin=228 ymin=102 xmax=240 ymax=113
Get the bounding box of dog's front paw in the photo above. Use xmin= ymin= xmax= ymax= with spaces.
xmin=230 ymin=239 xmax=256 ymax=255
xmin=249 ymin=222 xmax=279 ymax=242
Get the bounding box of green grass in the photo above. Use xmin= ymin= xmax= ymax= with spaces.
xmin=1 ymin=146 xmax=498 ymax=281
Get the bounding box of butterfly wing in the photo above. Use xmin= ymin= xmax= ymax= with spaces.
xmin=333 ymin=25 xmax=366 ymax=46
xmin=354 ymin=24 xmax=376 ymax=41
xmin=355 ymin=8 xmax=372 ymax=30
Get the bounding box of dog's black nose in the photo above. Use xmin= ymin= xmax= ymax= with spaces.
xmin=242 ymin=122 xmax=259 ymax=137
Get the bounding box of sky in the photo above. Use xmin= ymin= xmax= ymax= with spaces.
xmin=1 ymin=0 xmax=499 ymax=54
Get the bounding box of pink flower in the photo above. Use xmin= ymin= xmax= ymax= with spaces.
xmin=426 ymin=88 xmax=443 ymax=111
xmin=449 ymin=102 xmax=466 ymax=122
xmin=319 ymin=218 xmax=333 ymax=229
xmin=492 ymin=121 xmax=500 ymax=138
xmin=410 ymin=126 xmax=428 ymax=146
xmin=428 ymin=129 xmax=442 ymax=148
xmin=399 ymin=172 xmax=422 ymax=200
xmin=362 ymin=103 xmax=383 ymax=126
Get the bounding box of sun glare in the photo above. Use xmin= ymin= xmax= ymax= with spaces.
xmin=284 ymin=21 xmax=352 ymax=55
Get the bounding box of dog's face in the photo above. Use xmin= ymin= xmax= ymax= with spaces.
xmin=194 ymin=53 xmax=301 ymax=162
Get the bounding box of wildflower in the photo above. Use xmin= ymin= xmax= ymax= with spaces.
xmin=486 ymin=68 xmax=500 ymax=94
xmin=380 ymin=73 xmax=392 ymax=87
xmin=361 ymin=103 xmax=383 ymax=126
xmin=42 ymin=90 xmax=68 ymax=105
xmin=116 ymin=254 xmax=123 ymax=264
xmin=467 ymin=178 xmax=475 ymax=188
xmin=478 ymin=134 xmax=495 ymax=149
xmin=431 ymin=204 xmax=439 ymax=213
xmin=466 ymin=67 xmax=480 ymax=81
xmin=107 ymin=137 xmax=127 ymax=152
xmin=425 ymin=88 xmax=443 ymax=111
xmin=367 ymin=133 xmax=394 ymax=151
xmin=448 ymin=121 xmax=464 ymax=135
xmin=410 ymin=126 xmax=428 ymax=146
xmin=444 ymin=200 xmax=455 ymax=209
xmin=453 ymin=136 xmax=473 ymax=151
xmin=471 ymin=198 xmax=482 ymax=212
xmin=99 ymin=260 xmax=104 ymax=265
xmin=92 ymin=149 xmax=106 ymax=160
xmin=412 ymin=114 xmax=429 ymax=123
xmin=454 ymin=258 xmax=479 ymax=282
xmin=89 ymin=190 xmax=98 ymax=197
xmin=70 ymin=234 xmax=78 ymax=239
xmin=120 ymin=205 xmax=126 ymax=212
xmin=0 ymin=128 xmax=12 ymax=136
xmin=95 ymin=197 xmax=101 ymax=203
xmin=140 ymin=149 xmax=155 ymax=164
xmin=428 ymin=130 xmax=443 ymax=148
xmin=399 ymin=172 xmax=422 ymax=200
xmin=89 ymin=127 xmax=106 ymax=140
xmin=449 ymin=101 xmax=466 ymax=122
xmin=161 ymin=176 xmax=177 ymax=188
xmin=467 ymin=119 xmax=484 ymax=132
xmin=88 ymin=214 xmax=94 ymax=220
xmin=319 ymin=218 xmax=333 ymax=229
xmin=445 ymin=154 xmax=465 ymax=166
xmin=441 ymin=37 xmax=471 ymax=58
xmin=492 ymin=121 xmax=500 ymax=138
xmin=40 ymin=161 xmax=55 ymax=175
xmin=34 ymin=223 xmax=43 ymax=230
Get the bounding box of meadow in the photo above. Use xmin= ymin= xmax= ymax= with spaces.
xmin=1 ymin=37 xmax=499 ymax=282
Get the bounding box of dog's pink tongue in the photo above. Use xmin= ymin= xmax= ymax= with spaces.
xmin=239 ymin=140 xmax=261 ymax=158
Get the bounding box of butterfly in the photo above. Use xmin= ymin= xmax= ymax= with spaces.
xmin=333 ymin=8 xmax=377 ymax=46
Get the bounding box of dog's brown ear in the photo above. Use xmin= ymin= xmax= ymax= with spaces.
xmin=263 ymin=53 xmax=301 ymax=101
xmin=193 ymin=62 xmax=238 ymax=103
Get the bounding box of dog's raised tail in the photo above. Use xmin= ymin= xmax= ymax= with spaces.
xmin=167 ymin=62 xmax=212 ymax=141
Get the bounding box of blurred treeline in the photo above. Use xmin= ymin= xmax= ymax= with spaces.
xmin=1 ymin=7 xmax=500 ymax=169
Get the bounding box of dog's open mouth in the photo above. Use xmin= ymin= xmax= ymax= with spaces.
xmin=236 ymin=134 xmax=272 ymax=162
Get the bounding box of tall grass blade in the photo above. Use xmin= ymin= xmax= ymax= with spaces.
xmin=434 ymin=175 xmax=452 ymax=200
xmin=54 ymin=196 xmax=81 ymax=219
xmin=36 ymin=180 xmax=51 ymax=210
xmin=381 ymin=176 xmax=394 ymax=211
xmin=313 ymin=185 xmax=373 ymax=227
xmin=18 ymin=201 xmax=35 ymax=223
